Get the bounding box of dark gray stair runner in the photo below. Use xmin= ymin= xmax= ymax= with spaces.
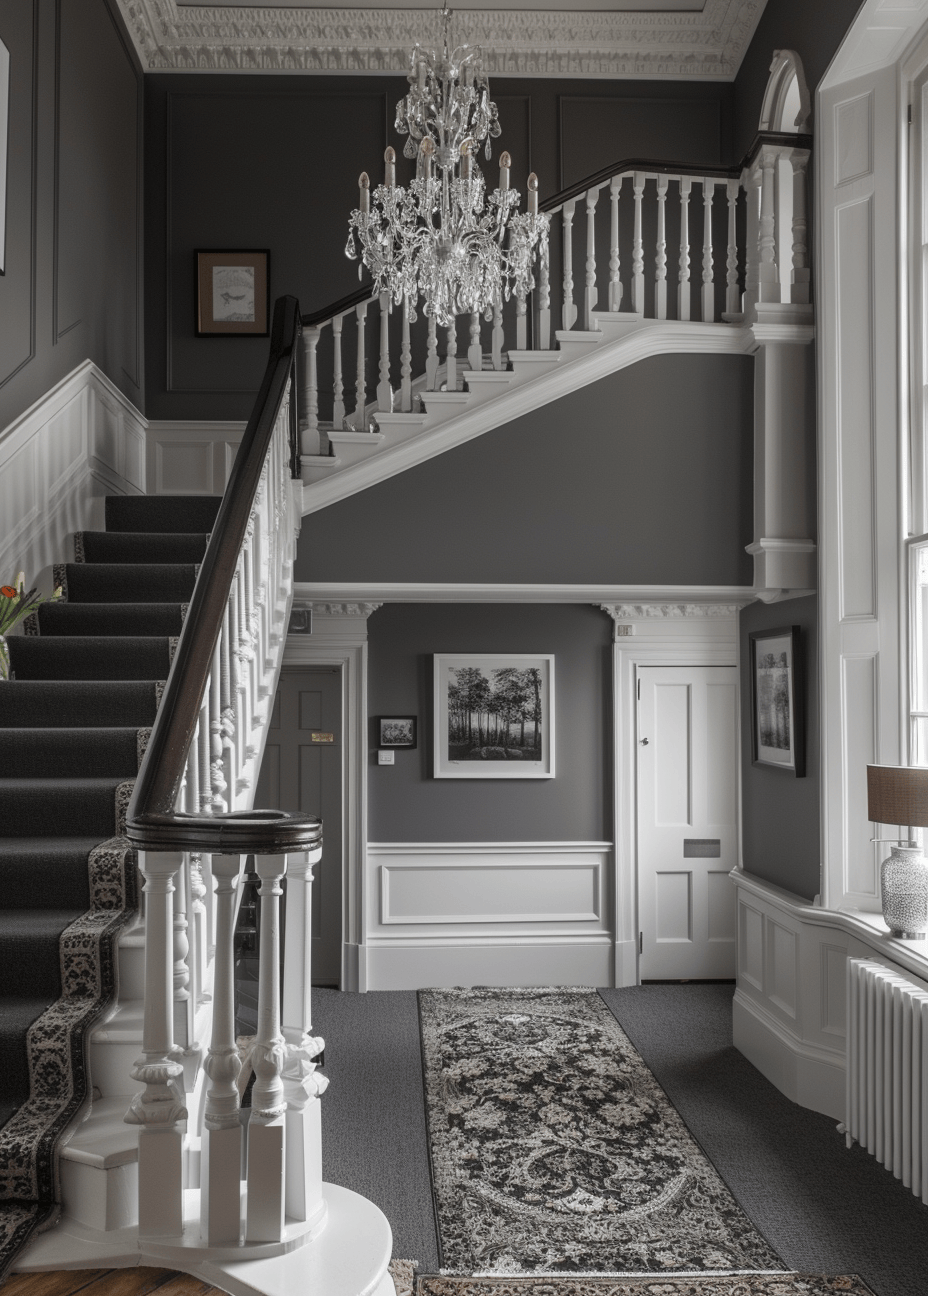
xmin=0 ymin=493 xmax=219 ymax=1274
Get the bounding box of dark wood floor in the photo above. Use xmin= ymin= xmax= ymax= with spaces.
xmin=6 ymin=1270 xmax=227 ymax=1296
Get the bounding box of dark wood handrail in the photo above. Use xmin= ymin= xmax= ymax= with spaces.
xmin=302 ymin=284 xmax=376 ymax=329
xmin=126 ymin=295 xmax=322 ymax=856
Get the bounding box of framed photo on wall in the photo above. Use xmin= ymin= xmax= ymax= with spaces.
xmin=749 ymin=625 xmax=804 ymax=777
xmin=433 ymin=654 xmax=555 ymax=779
xmin=378 ymin=716 xmax=417 ymax=749
xmin=195 ymin=249 xmax=270 ymax=336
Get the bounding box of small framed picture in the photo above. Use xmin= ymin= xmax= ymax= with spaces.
xmin=378 ymin=716 xmax=417 ymax=749
xmin=749 ymin=625 xmax=804 ymax=777
xmin=195 ymin=249 xmax=270 ymax=336
xmin=433 ymin=653 xmax=555 ymax=779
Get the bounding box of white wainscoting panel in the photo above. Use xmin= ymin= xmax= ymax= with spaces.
xmin=364 ymin=841 xmax=613 ymax=990
xmin=146 ymin=421 xmax=246 ymax=496
xmin=0 ymin=361 xmax=145 ymax=585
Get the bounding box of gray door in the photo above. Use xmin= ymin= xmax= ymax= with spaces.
xmin=255 ymin=667 xmax=343 ymax=985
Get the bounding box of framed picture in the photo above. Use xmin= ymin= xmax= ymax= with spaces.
xmin=195 ymin=249 xmax=269 ymax=336
xmin=378 ymin=716 xmax=417 ymax=749
xmin=0 ymin=37 xmax=10 ymax=275
xmin=433 ymin=654 xmax=555 ymax=779
xmin=749 ymin=625 xmax=804 ymax=777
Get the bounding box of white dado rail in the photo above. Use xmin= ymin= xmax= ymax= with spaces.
xmin=364 ymin=841 xmax=614 ymax=990
xmin=732 ymin=869 xmax=928 ymax=1121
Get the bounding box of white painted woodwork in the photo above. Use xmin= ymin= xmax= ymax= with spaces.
xmin=585 ymin=187 xmax=598 ymax=329
xmin=0 ymin=361 xmax=144 ymax=587
xmin=146 ymin=421 xmax=245 ymax=496
xmin=637 ymin=666 xmax=739 ymax=979
xmin=562 ymin=200 xmax=577 ymax=331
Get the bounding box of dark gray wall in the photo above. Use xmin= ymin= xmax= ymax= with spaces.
xmin=740 ymin=595 xmax=820 ymax=900
xmin=296 ymin=352 xmax=754 ymax=585
xmin=733 ymin=0 xmax=863 ymax=158
xmin=368 ymin=603 xmax=612 ymax=842
xmin=0 ymin=0 xmax=143 ymax=433
xmin=143 ymin=74 xmax=732 ymax=420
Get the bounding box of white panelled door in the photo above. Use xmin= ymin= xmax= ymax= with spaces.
xmin=636 ymin=665 xmax=739 ymax=979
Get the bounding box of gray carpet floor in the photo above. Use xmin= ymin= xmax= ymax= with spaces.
xmin=312 ymin=983 xmax=928 ymax=1296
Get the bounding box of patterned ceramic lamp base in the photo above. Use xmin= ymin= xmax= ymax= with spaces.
xmin=881 ymin=846 xmax=928 ymax=938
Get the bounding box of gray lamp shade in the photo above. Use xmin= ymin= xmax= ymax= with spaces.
xmin=867 ymin=764 xmax=928 ymax=828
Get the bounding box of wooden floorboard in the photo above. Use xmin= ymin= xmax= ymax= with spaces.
xmin=5 ymin=1271 xmax=226 ymax=1296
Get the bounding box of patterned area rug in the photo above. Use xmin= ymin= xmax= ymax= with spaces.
xmin=412 ymin=1278 xmax=877 ymax=1296
xmin=418 ymin=987 xmax=784 ymax=1276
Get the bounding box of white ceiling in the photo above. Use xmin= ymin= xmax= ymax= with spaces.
xmin=115 ymin=0 xmax=766 ymax=79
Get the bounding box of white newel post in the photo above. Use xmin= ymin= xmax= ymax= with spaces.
xmin=282 ymin=849 xmax=328 ymax=1225
xmin=246 ymin=853 xmax=289 ymax=1243
xmin=201 ymin=853 xmax=245 ymax=1246
xmin=125 ymin=850 xmax=188 ymax=1238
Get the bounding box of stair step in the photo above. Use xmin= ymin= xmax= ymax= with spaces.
xmin=62 ymin=563 xmax=198 ymax=605
xmin=0 ymin=910 xmax=86 ymax=999
xmin=0 ymin=680 xmax=159 ymax=728
xmin=105 ymin=494 xmax=221 ymax=534
xmin=0 ymin=995 xmax=59 ymax=1113
xmin=59 ymin=1094 xmax=139 ymax=1169
xmin=554 ymin=328 xmax=606 ymax=360
xmin=372 ymin=412 xmax=429 ymax=445
xmin=79 ymin=531 xmax=209 ymax=564
xmin=420 ymin=390 xmax=471 ymax=409
xmin=0 ymin=837 xmax=100 ymax=908
xmin=0 ymin=777 xmax=127 ymax=838
xmin=7 ymin=636 xmax=171 ymax=681
xmin=327 ymin=430 xmax=385 ymax=468
xmin=590 ymin=309 xmax=645 ymax=340
xmin=507 ymin=350 xmax=563 ymax=380
xmin=301 ymin=455 xmax=342 ymax=485
xmin=38 ymin=601 xmax=186 ymax=637
xmin=0 ymin=730 xmax=140 ymax=779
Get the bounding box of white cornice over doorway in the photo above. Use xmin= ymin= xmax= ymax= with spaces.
xmin=114 ymin=0 xmax=766 ymax=80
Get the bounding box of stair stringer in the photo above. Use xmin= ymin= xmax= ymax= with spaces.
xmin=301 ymin=320 xmax=756 ymax=517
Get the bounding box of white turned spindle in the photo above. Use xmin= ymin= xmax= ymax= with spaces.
xmin=516 ymin=293 xmax=527 ymax=351
xmin=246 ymin=853 xmax=289 ymax=1243
xmin=631 ymin=172 xmax=645 ymax=314
xmin=724 ymin=177 xmax=741 ymax=318
xmin=608 ymin=176 xmax=622 ymax=312
xmin=173 ymin=852 xmax=190 ymax=1008
xmin=655 ymin=175 xmax=668 ymax=320
xmin=584 ymin=187 xmax=598 ymax=330
xmin=209 ymin=643 xmax=226 ymax=812
xmin=468 ymin=312 xmax=482 ymax=374
xmin=125 ymin=851 xmax=188 ymax=1239
xmin=426 ymin=315 xmax=439 ymax=391
xmin=197 ymin=708 xmax=210 ymax=814
xmin=701 ymin=178 xmax=716 ymax=322
xmin=221 ymin=603 xmax=237 ymax=784
xmin=401 ymin=297 xmax=413 ymax=411
xmin=742 ymin=164 xmax=760 ymax=317
xmin=446 ymin=321 xmax=457 ymax=393
xmin=201 ymin=853 xmax=245 ymax=1246
xmin=790 ymin=151 xmax=811 ymax=305
xmin=491 ymin=302 xmax=504 ymax=370
xmin=332 ymin=314 xmax=345 ymax=428
xmin=537 ymin=249 xmax=551 ymax=348
xmin=757 ymin=147 xmax=780 ymax=303
xmin=353 ymin=300 xmax=368 ymax=428
xmin=377 ymin=292 xmax=392 ymax=412
xmin=300 ymin=327 xmax=321 ymax=458
xmin=189 ymin=853 xmax=207 ymax=1007
xmin=678 ymin=176 xmax=692 ymax=321
xmin=561 ymin=200 xmax=577 ymax=331
xmin=282 ymin=849 xmax=327 ymax=1225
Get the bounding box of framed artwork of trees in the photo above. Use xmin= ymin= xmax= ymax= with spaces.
xmin=433 ymin=654 xmax=555 ymax=779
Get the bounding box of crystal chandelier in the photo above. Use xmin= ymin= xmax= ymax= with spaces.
xmin=345 ymin=5 xmax=549 ymax=331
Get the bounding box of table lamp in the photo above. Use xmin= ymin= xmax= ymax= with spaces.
xmin=867 ymin=764 xmax=928 ymax=939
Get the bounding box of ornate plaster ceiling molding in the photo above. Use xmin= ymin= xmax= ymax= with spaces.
xmin=114 ymin=0 xmax=765 ymax=79
xmin=601 ymin=602 xmax=745 ymax=618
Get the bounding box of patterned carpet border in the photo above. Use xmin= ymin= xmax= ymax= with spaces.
xmin=412 ymin=1277 xmax=877 ymax=1296
xmin=418 ymin=987 xmax=783 ymax=1277
xmin=0 ymin=834 xmax=139 ymax=1282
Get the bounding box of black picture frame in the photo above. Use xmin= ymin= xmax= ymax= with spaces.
xmin=378 ymin=716 xmax=417 ymax=749
xmin=195 ymin=249 xmax=270 ymax=336
xmin=749 ymin=625 xmax=804 ymax=777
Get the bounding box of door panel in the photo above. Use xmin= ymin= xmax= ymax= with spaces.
xmin=637 ymin=665 xmax=739 ymax=980
xmin=255 ymin=668 xmax=342 ymax=984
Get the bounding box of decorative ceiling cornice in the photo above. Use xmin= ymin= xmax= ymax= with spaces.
xmin=114 ymin=0 xmax=765 ymax=79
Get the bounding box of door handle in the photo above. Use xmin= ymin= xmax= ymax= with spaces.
xmin=639 ymin=737 xmax=649 ymax=746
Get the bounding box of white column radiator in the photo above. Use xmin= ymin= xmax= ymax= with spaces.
xmin=845 ymin=957 xmax=928 ymax=1200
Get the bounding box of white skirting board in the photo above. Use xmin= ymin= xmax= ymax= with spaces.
xmin=362 ymin=841 xmax=614 ymax=991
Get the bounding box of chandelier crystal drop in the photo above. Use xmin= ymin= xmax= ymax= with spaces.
xmin=345 ymin=5 xmax=549 ymax=331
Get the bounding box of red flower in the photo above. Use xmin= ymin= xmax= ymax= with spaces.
xmin=0 ymin=586 xmax=17 ymax=599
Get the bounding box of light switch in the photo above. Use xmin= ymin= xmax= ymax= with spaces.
xmin=378 ymin=750 xmax=395 ymax=765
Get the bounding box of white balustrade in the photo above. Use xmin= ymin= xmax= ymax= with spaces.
xmin=584 ymin=187 xmax=598 ymax=329
xmin=701 ymin=178 xmax=716 ymax=323
xmin=655 ymin=176 xmax=668 ymax=321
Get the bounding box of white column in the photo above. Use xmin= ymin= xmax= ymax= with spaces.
xmin=246 ymin=853 xmax=289 ymax=1243
xmin=201 ymin=853 xmax=245 ymax=1246
xmin=125 ymin=850 xmax=188 ymax=1239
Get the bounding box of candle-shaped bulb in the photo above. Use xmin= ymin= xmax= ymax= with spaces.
xmin=384 ymin=146 xmax=396 ymax=188
xmin=527 ymin=171 xmax=538 ymax=215
xmin=417 ymin=57 xmax=427 ymax=89
xmin=359 ymin=171 xmax=370 ymax=214
xmin=460 ymin=139 xmax=472 ymax=180
xmin=499 ymin=151 xmax=511 ymax=192
xmin=420 ymin=137 xmax=434 ymax=180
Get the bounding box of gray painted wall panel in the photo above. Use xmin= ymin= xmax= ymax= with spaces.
xmin=296 ymin=353 xmax=754 ymax=586
xmin=368 ymin=603 xmax=612 ymax=842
